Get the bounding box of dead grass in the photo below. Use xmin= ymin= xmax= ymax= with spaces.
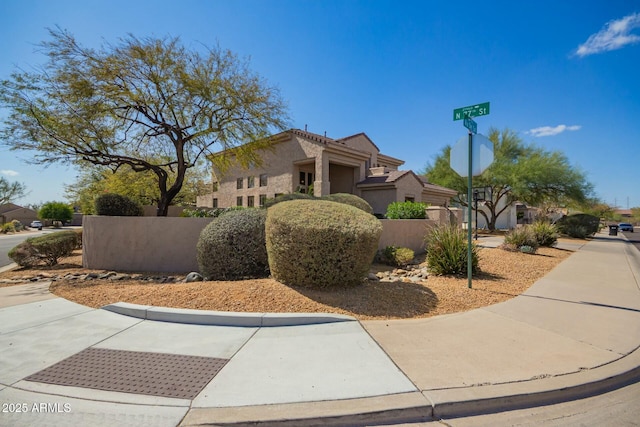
xmin=0 ymin=245 xmax=575 ymax=320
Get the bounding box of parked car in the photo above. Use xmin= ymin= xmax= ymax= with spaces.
xmin=30 ymin=220 xmax=43 ymax=230
xmin=618 ymin=223 xmax=634 ymax=232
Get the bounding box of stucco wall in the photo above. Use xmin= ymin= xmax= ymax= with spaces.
xmin=378 ymin=219 xmax=437 ymax=253
xmin=83 ymin=216 xmax=214 ymax=273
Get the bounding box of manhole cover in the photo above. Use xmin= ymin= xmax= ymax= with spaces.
xmin=25 ymin=347 xmax=228 ymax=399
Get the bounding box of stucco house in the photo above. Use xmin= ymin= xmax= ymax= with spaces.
xmin=197 ymin=129 xmax=457 ymax=216
xmin=0 ymin=203 xmax=38 ymax=226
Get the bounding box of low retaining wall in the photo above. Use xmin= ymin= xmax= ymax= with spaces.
xmin=83 ymin=216 xmax=213 ymax=273
xmin=378 ymin=219 xmax=437 ymax=253
xmin=83 ymin=216 xmax=441 ymax=273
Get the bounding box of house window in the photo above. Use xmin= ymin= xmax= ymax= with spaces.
xmin=236 ymin=196 xmax=243 ymax=207
xmin=236 ymin=178 xmax=243 ymax=189
xmin=405 ymin=196 xmax=415 ymax=202
xmin=259 ymin=174 xmax=268 ymax=187
xmin=247 ymin=196 xmax=255 ymax=207
xmin=212 ymin=182 xmax=219 ymax=192
xmin=307 ymin=172 xmax=313 ymax=186
xmin=259 ymin=194 xmax=267 ymax=207
xmin=212 ymin=198 xmax=218 ymax=208
xmin=248 ymin=176 xmax=255 ymax=188
xmin=299 ymin=171 xmax=306 ymax=185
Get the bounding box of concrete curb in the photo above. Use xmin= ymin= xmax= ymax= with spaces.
xmin=102 ymin=302 xmax=356 ymax=327
xmin=176 ymin=345 xmax=640 ymax=426
xmin=0 ymin=262 xmax=19 ymax=274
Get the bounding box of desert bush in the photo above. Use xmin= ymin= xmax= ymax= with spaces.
xmin=378 ymin=246 xmax=415 ymax=267
xmin=321 ymin=193 xmax=373 ymax=214
xmin=8 ymin=230 xmax=79 ymax=267
xmin=503 ymin=227 xmax=539 ymax=253
xmin=263 ymin=192 xmax=315 ymax=208
xmin=95 ymin=193 xmax=143 ymax=216
xmin=530 ymin=221 xmax=558 ymax=247
xmin=555 ymin=214 xmax=599 ymax=237
xmin=182 ymin=207 xmax=243 ymax=217
xmin=266 ymin=200 xmax=382 ymax=288
xmin=385 ymin=201 xmax=428 ymax=219
xmin=11 ymin=220 xmax=24 ymax=232
xmin=425 ymin=224 xmax=479 ymax=275
xmin=197 ymin=208 xmax=268 ymax=280
xmin=2 ymin=222 xmax=16 ymax=234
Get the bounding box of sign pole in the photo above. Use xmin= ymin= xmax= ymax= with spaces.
xmin=467 ymin=130 xmax=473 ymax=289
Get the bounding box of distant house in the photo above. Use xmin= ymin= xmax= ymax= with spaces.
xmin=197 ymin=129 xmax=457 ymax=216
xmin=0 ymin=203 xmax=38 ymax=225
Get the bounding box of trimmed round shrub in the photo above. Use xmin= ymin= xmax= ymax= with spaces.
xmin=425 ymin=224 xmax=479 ymax=275
xmin=321 ymin=193 xmax=373 ymax=214
xmin=8 ymin=230 xmax=79 ymax=267
xmin=197 ymin=208 xmax=268 ymax=280
xmin=263 ymin=192 xmax=315 ymax=208
xmin=266 ymin=200 xmax=382 ymax=288
xmin=95 ymin=193 xmax=143 ymax=216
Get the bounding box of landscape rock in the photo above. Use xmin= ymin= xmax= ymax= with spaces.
xmin=184 ymin=272 xmax=203 ymax=283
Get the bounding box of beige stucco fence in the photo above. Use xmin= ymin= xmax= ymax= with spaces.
xmin=83 ymin=209 xmax=459 ymax=273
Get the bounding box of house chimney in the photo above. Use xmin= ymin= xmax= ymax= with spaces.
xmin=304 ymin=124 xmax=307 ymax=131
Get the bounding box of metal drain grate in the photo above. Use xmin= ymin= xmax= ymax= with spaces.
xmin=25 ymin=347 xmax=228 ymax=399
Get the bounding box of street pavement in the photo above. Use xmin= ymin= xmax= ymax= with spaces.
xmin=0 ymin=230 xmax=639 ymax=426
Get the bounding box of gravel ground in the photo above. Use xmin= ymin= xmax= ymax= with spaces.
xmin=0 ymin=243 xmax=575 ymax=320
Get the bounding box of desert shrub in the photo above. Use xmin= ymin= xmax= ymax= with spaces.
xmin=520 ymin=245 xmax=536 ymax=254
xmin=555 ymin=214 xmax=599 ymax=237
xmin=2 ymin=222 xmax=16 ymax=234
xmin=563 ymin=224 xmax=590 ymax=239
xmin=11 ymin=220 xmax=24 ymax=232
xmin=503 ymin=227 xmax=539 ymax=253
xmin=266 ymin=200 xmax=382 ymax=288
xmin=95 ymin=193 xmax=143 ymax=216
xmin=8 ymin=230 xmax=79 ymax=267
xmin=378 ymin=246 xmax=415 ymax=266
xmin=197 ymin=208 xmax=268 ymax=280
xmin=385 ymin=201 xmax=428 ymax=219
xmin=425 ymin=224 xmax=479 ymax=275
xmin=182 ymin=207 xmax=243 ymax=217
xmin=263 ymin=192 xmax=315 ymax=208
xmin=530 ymin=221 xmax=558 ymax=247
xmin=321 ymin=193 xmax=373 ymax=214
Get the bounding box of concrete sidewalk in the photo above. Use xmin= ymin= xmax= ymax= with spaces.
xmin=0 ymin=231 xmax=639 ymax=426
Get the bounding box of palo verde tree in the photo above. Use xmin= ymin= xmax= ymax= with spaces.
xmin=422 ymin=128 xmax=593 ymax=231
xmin=0 ymin=177 xmax=28 ymax=205
xmin=39 ymin=201 xmax=73 ymax=224
xmin=0 ymin=28 xmax=289 ymax=216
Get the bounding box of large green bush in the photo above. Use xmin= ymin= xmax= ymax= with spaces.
xmin=385 ymin=201 xmax=428 ymax=219
xmin=425 ymin=225 xmax=479 ymax=275
xmin=39 ymin=201 xmax=73 ymax=223
xmin=321 ymin=193 xmax=373 ymax=214
xmin=555 ymin=214 xmax=599 ymax=238
xmin=266 ymin=200 xmax=382 ymax=288
xmin=181 ymin=207 xmax=243 ymax=218
xmin=197 ymin=208 xmax=269 ymax=280
xmin=8 ymin=230 xmax=80 ymax=267
xmin=95 ymin=193 xmax=143 ymax=216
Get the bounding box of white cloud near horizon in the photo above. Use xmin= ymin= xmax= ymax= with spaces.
xmin=0 ymin=169 xmax=20 ymax=177
xmin=527 ymin=125 xmax=582 ymax=137
xmin=575 ymin=12 xmax=640 ymax=57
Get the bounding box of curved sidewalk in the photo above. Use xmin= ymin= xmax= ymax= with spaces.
xmin=0 ymin=231 xmax=638 ymax=426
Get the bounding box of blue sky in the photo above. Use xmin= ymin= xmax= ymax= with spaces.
xmin=1 ymin=0 xmax=638 ymax=209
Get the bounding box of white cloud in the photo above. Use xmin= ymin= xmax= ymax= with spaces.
xmin=0 ymin=169 xmax=20 ymax=177
xmin=575 ymin=12 xmax=640 ymax=57
xmin=527 ymin=125 xmax=582 ymax=137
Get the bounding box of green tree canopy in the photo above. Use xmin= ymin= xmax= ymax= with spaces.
xmin=422 ymin=128 xmax=594 ymax=230
xmin=39 ymin=201 xmax=73 ymax=223
xmin=0 ymin=28 xmax=289 ymax=216
xmin=0 ymin=177 xmax=28 ymax=205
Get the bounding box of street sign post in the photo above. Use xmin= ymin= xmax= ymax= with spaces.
xmin=452 ymin=102 xmax=492 ymax=288
xmin=453 ymin=102 xmax=490 ymax=121
xmin=463 ymin=116 xmax=477 ymax=134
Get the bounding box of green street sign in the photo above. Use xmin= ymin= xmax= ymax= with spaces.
xmin=453 ymin=102 xmax=490 ymax=121
xmin=463 ymin=117 xmax=477 ymax=134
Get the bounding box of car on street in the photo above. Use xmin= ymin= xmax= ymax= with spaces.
xmin=619 ymin=223 xmax=634 ymax=232
xmin=30 ymin=220 xmax=43 ymax=230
